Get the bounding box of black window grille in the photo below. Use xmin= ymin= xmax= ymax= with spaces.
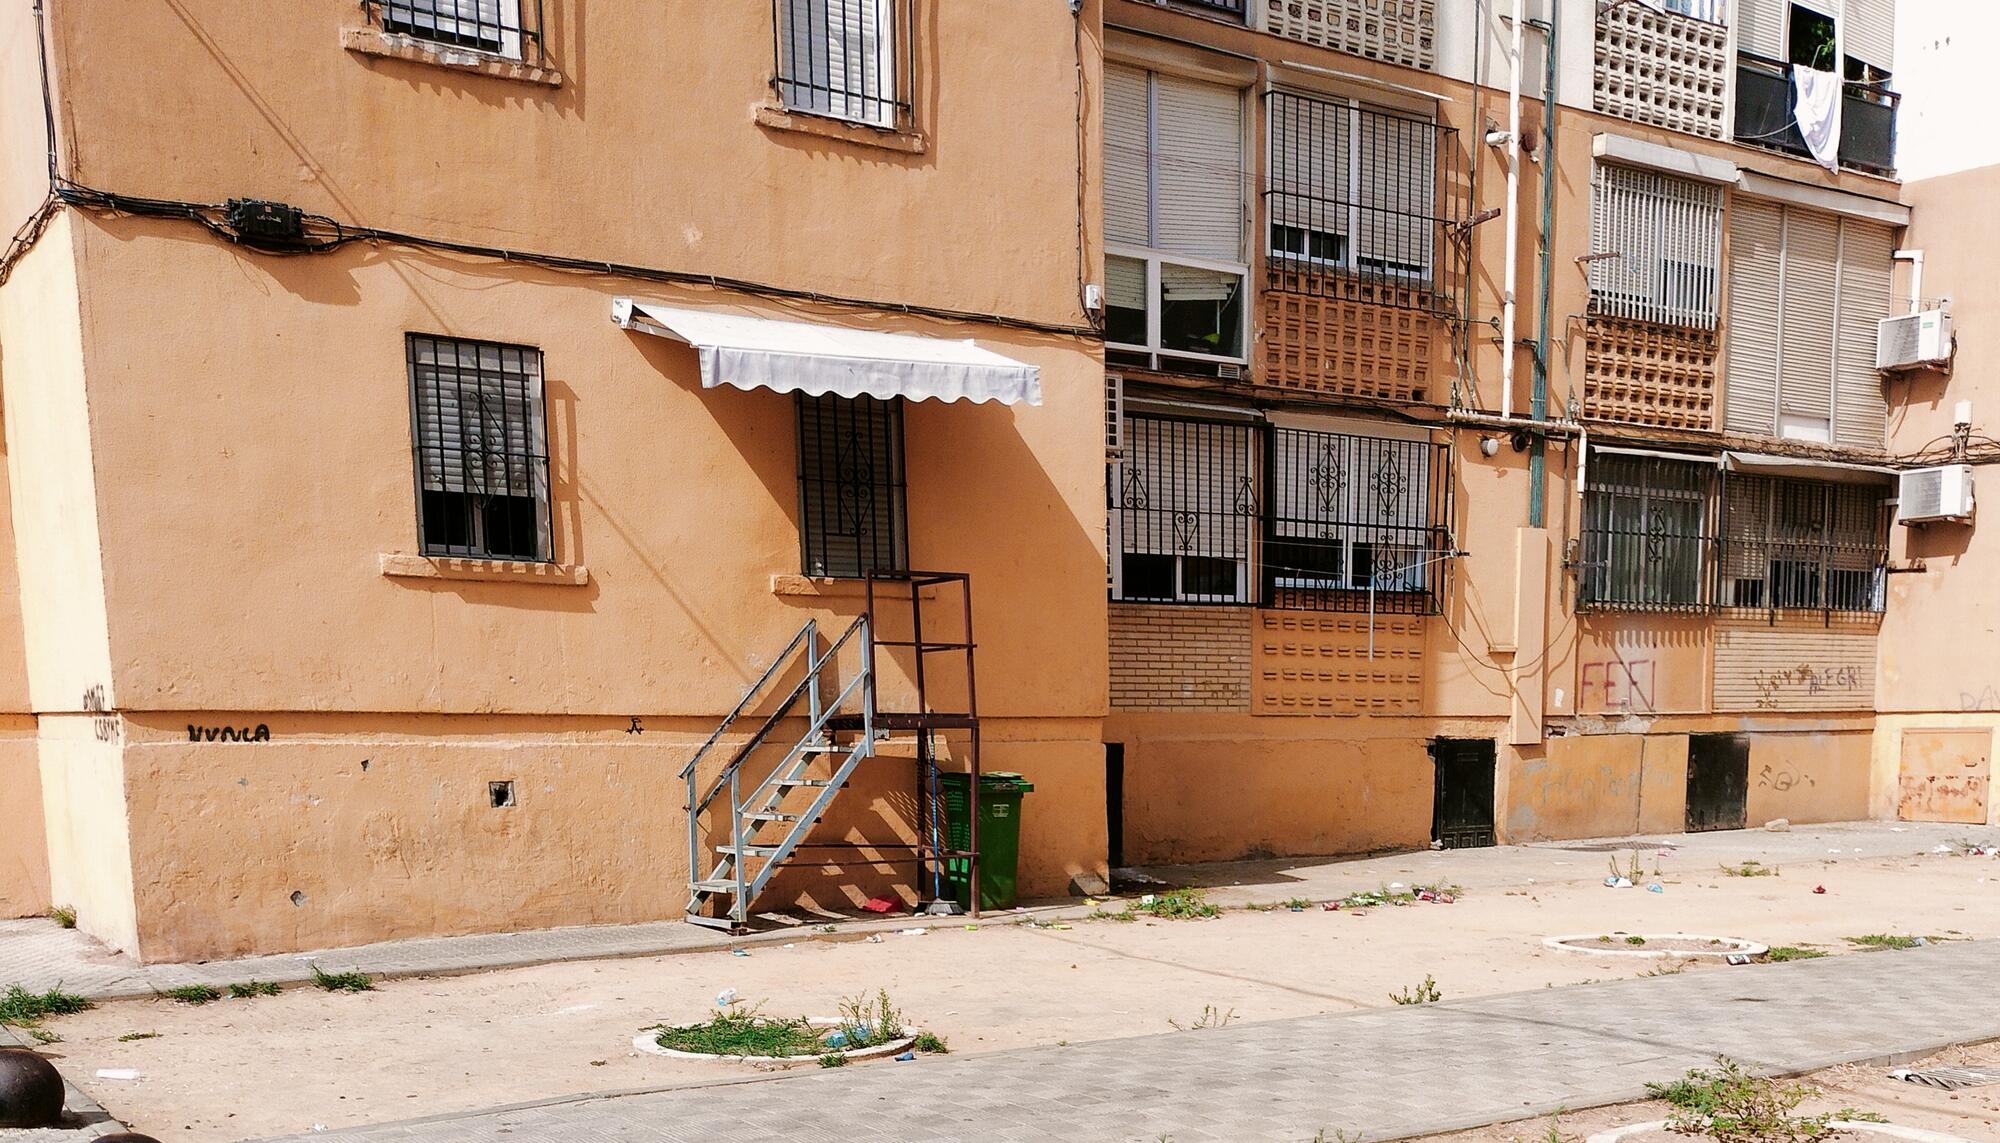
xmin=797 ymin=394 xmax=908 ymax=578
xmin=407 ymin=334 xmax=552 ymax=562
xmin=1177 ymin=0 xmax=1247 ymax=16
xmin=1579 ymin=454 xmax=1718 ymax=611
xmin=1734 ymin=56 xmax=1898 ymax=176
xmin=773 ymin=0 xmax=913 ymax=129
xmin=1719 ymin=474 xmax=1888 ymax=616
xmin=1111 ymin=413 xmax=1452 ymax=613
xmin=364 ymin=0 xmax=546 ymax=65
xmin=1264 ymin=91 xmax=1468 ymax=319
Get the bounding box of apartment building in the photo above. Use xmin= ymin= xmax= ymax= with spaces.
xmin=1097 ymin=0 xmax=1957 ymax=866
xmin=0 ymin=0 xmax=1984 ymax=964
xmin=0 ymin=1 xmax=1110 ymax=960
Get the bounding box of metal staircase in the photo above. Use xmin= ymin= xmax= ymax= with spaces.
xmin=681 ymin=571 xmax=985 ymax=932
xmin=680 ymin=614 xmax=876 ymax=931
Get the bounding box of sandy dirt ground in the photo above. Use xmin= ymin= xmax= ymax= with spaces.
xmin=1409 ymin=1040 xmax=2000 ymax=1142
xmin=26 ymin=847 xmax=2000 ymax=1142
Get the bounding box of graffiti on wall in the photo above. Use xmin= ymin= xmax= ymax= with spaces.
xmin=1751 ymin=663 xmax=1863 ymax=710
xmin=1961 ymin=685 xmax=1999 ymax=712
xmin=1756 ymin=764 xmax=1815 ymax=792
xmin=81 ymin=685 xmax=118 ymax=743
xmin=1898 ymin=728 xmax=1991 ymax=825
xmin=187 ymin=724 xmax=272 ymax=743
xmin=1579 ymin=657 xmax=1657 ymax=713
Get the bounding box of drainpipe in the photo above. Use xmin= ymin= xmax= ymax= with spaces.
xmin=1499 ymin=0 xmax=1525 ymax=424
xmin=1529 ymin=0 xmax=1559 ymax=529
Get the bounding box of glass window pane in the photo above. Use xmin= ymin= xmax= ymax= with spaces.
xmin=1158 ymin=265 xmax=1243 ymax=357
xmin=1105 ymin=255 xmax=1148 ymax=348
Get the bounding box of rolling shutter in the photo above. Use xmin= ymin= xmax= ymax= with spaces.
xmin=1120 ymin=417 xmax=1253 ymax=559
xmin=412 ymin=338 xmax=544 ymax=497
xmin=1104 ymin=64 xmax=1151 ymax=248
xmin=1736 ymin=0 xmax=1786 ymax=60
xmin=1357 ymin=110 xmax=1435 ymax=275
xmin=1267 ymin=91 xmax=1350 ymax=241
xmin=1778 ymin=210 xmax=1839 ymax=432
xmin=1834 ymin=220 xmax=1893 ymax=449
xmin=1845 ymin=0 xmax=1895 ymax=71
xmin=1153 ymin=73 xmax=1244 ymax=262
xmin=1724 ymin=199 xmax=1784 ymax=435
xmin=1591 ymin=165 xmax=1722 ymax=328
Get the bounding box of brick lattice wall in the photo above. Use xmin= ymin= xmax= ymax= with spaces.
xmin=1252 ymin=610 xmax=1426 ymax=714
xmin=1583 ymin=316 xmax=1719 ymax=431
xmin=1262 ymin=282 xmax=1435 ymax=404
xmin=1110 ymin=603 xmax=1253 ymax=711
xmin=1263 ymin=0 xmax=1436 ymax=72
xmin=1592 ymin=4 xmax=1728 ymax=139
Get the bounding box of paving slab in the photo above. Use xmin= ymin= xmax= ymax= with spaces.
xmin=239 ymin=938 xmax=2000 ymax=1143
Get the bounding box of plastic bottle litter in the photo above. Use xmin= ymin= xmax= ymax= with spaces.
xmin=731 ymin=949 xmax=750 ymax=957
xmin=1139 ymin=894 xmax=1157 ymax=907
xmin=865 ymin=934 xmax=885 ymax=944
xmin=1604 ymin=876 xmax=1633 ymax=889
xmin=894 ymin=1050 xmax=916 ymax=1062
xmin=95 ymin=1069 xmax=141 ymax=1081
xmin=715 ymin=988 xmax=740 ymax=1008
xmin=898 ymin=928 xmax=927 ymax=937
xmin=1646 ymin=882 xmax=1665 ymax=894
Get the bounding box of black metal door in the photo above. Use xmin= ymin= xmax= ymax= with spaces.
xmin=1431 ymin=739 xmax=1496 ymax=849
xmin=1686 ymin=734 xmax=1750 ymax=832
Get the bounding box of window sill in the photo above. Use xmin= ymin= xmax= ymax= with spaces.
xmin=770 ymin=574 xmax=936 ymax=600
xmin=341 ymin=27 xmax=563 ymax=87
xmin=381 ymin=553 xmax=589 ymax=586
xmin=753 ymin=104 xmax=926 ymax=155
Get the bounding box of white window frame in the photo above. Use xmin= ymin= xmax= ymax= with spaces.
xmin=1105 ymin=243 xmax=1251 ymax=369
xmin=381 ymin=0 xmax=524 ymax=62
xmin=776 ymin=0 xmax=899 ymax=129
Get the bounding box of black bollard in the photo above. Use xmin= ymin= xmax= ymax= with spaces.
xmin=0 ymin=1046 xmax=64 ymax=1128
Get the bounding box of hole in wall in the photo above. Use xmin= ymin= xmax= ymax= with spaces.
xmin=489 ymin=781 xmax=516 ymax=809
xmin=360 ymin=759 xmax=371 ymax=773
xmin=289 ymin=890 xmax=307 ymax=907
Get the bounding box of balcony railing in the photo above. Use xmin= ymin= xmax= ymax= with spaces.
xmin=1734 ymin=57 xmax=1897 ymax=175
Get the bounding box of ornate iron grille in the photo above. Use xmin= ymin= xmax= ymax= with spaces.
xmin=1578 ymin=453 xmax=1718 ymax=611
xmin=1263 ymin=91 xmax=1468 ymax=318
xmin=364 ymin=0 xmax=546 ymax=65
xmin=773 ymin=0 xmax=914 ymax=129
xmin=797 ymin=394 xmax=908 ymax=579
xmin=1719 ymin=474 xmax=1888 ymax=616
xmin=407 ymin=334 xmax=551 ymax=562
xmin=1112 ymin=413 xmax=1452 ymax=613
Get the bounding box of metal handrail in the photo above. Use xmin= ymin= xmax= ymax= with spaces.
xmin=691 ymin=613 xmax=870 ymax=816
xmin=677 ymin=619 xmax=817 ymax=783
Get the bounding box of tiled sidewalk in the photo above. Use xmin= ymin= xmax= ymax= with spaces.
xmin=251 ymin=939 xmax=2000 ymax=1143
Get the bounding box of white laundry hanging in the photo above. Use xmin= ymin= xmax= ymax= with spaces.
xmin=1792 ymin=65 xmax=1844 ymax=172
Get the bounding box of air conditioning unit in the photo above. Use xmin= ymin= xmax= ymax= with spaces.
xmin=1897 ymin=464 xmax=1975 ymax=524
xmin=1877 ymin=310 xmax=1954 ymax=371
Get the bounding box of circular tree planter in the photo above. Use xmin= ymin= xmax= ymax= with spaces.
xmin=1543 ymin=933 xmax=1767 ymax=959
xmin=632 ymin=1017 xmax=921 ymax=1066
xmin=1588 ymin=1120 xmax=1973 ymax=1143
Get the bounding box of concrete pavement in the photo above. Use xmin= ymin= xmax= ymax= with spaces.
xmin=244 ymin=937 xmax=2000 ymax=1143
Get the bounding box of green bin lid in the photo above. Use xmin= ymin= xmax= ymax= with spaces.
xmin=982 ymin=772 xmax=1033 ymax=793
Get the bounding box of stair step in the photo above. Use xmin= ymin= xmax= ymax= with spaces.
xmin=692 ymin=879 xmax=746 ymax=893
xmin=683 ymin=913 xmax=737 ymax=931
xmin=776 ymin=778 xmax=833 ymax=788
xmin=716 ymin=844 xmax=782 ymax=857
xmin=745 ymin=811 xmax=800 ymax=823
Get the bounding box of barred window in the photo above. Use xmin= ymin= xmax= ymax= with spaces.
xmin=1267 ymin=92 xmax=1441 ymax=284
xmin=1579 ymin=454 xmax=1718 ymax=610
xmin=1588 ymin=164 xmax=1723 ymax=328
xmin=408 ymin=335 xmax=551 ymax=562
xmin=1110 ymin=413 xmax=1451 ymax=612
xmin=366 ymin=1 xmax=539 ymax=62
xmin=775 ymin=0 xmax=910 ymax=129
xmin=1265 ymin=425 xmax=1445 ymax=614
xmin=797 ymin=394 xmax=908 ymax=578
xmin=1112 ymin=417 xmax=1255 ymax=603
xmin=1719 ymin=475 xmax=1887 ymax=613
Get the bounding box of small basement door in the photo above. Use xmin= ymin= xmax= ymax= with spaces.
xmin=1686 ymin=733 xmax=1750 ymax=832
xmin=1431 ymin=738 xmax=1496 ymax=849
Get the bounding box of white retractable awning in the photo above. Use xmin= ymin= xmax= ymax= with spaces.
xmin=612 ymin=298 xmax=1042 ymax=406
xmin=1592 ymin=444 xmax=1723 ymax=465
xmin=1722 ymin=451 xmax=1897 ymax=484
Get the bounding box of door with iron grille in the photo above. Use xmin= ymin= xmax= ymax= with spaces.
xmin=1430 ymin=738 xmax=1496 ymax=849
xmin=1685 ymin=733 xmax=1749 ymax=832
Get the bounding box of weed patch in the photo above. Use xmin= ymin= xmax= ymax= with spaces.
xmin=47 ymin=905 xmax=76 ymax=929
xmin=228 ymin=981 xmax=281 ymax=999
xmin=1764 ymin=946 xmax=1828 ymax=962
xmin=1647 ymin=1058 xmax=1847 ymax=1143
xmin=117 ymin=1032 xmax=160 ymax=1042
xmin=654 ymin=1008 xmax=824 ymax=1057
xmin=160 ymin=984 xmax=221 ymax=1006
xmin=1167 ymin=1004 xmax=1236 ymax=1031
xmin=912 ymin=1031 xmax=949 ymax=1054
xmin=1844 ymin=934 xmax=1924 ymax=951
xmin=833 ymin=988 xmax=905 ymax=1049
xmin=1721 ymin=861 xmax=1779 ymax=877
xmin=0 ymin=984 xmax=92 ymax=1026
xmin=309 ymin=965 xmax=375 ymax=993
xmin=1390 ymin=975 xmax=1442 ymax=1005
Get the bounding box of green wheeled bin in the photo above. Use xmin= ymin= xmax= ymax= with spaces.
xmin=941 ymin=772 xmax=1034 ymax=912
